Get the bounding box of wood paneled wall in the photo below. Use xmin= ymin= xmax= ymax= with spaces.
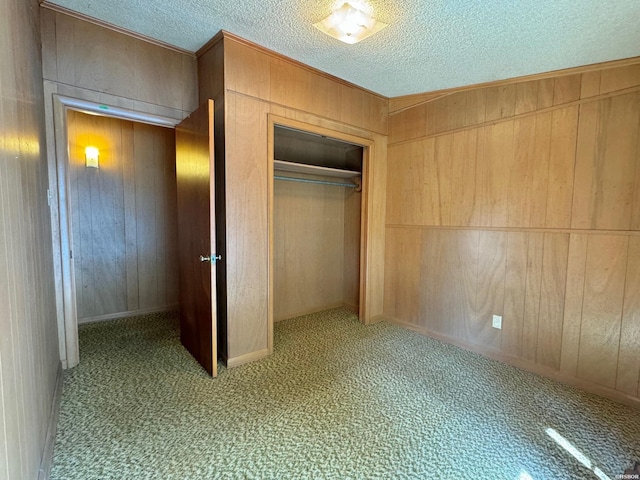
xmin=385 ymin=60 xmax=640 ymax=406
xmin=198 ymin=33 xmax=388 ymax=365
xmin=67 ymin=110 xmax=178 ymax=322
xmin=274 ymin=178 xmax=361 ymax=321
xmin=40 ymin=7 xmax=198 ymax=367
xmin=222 ymin=35 xmax=388 ymax=135
xmin=0 ymin=0 xmax=61 ymax=478
xmin=40 ymin=8 xmax=197 ymax=114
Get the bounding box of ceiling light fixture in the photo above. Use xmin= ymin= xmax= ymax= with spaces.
xmin=313 ymin=2 xmax=388 ymax=44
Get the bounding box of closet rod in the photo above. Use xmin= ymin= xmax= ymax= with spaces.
xmin=274 ymin=175 xmax=358 ymax=188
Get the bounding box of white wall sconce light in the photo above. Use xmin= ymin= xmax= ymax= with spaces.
xmin=85 ymin=146 xmax=99 ymax=168
xmin=313 ymin=2 xmax=388 ymax=44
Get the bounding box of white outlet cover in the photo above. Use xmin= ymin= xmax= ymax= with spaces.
xmin=492 ymin=315 xmax=502 ymax=329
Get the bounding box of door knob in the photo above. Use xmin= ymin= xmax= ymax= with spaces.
xmin=199 ymin=254 xmax=222 ymax=264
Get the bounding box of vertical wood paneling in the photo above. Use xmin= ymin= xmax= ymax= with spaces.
xmin=553 ymin=74 xmax=581 ymax=105
xmin=580 ymin=71 xmax=601 ymax=99
xmin=577 ymin=235 xmax=629 ymax=388
xmin=164 ymin=131 xmax=179 ymax=306
xmin=273 ymin=179 xmax=347 ymax=321
xmin=463 ymin=88 xmax=486 ymax=126
xmin=522 ymin=232 xmax=544 ymax=363
xmin=67 ymin=110 xmax=177 ymax=320
xmin=419 ymin=229 xmax=447 ymax=335
xmin=599 ymin=64 xmax=640 ymax=94
xmin=617 ymin=236 xmax=640 ymax=395
xmin=535 ymin=233 xmax=569 ymax=370
xmin=536 ymin=78 xmax=555 ymax=109
xmin=476 ymin=122 xmax=513 ymax=226
xmin=515 ymin=80 xmax=539 ymax=115
xmin=484 ymin=84 xmax=516 ymax=122
xmin=383 ymin=228 xmax=422 ymax=324
xmin=343 ymin=188 xmax=361 ymax=311
xmin=572 ymin=93 xmax=640 ymax=230
xmin=560 ymin=234 xmax=589 ymax=376
xmin=472 ymin=231 xmax=506 ymax=350
xmin=122 ymin=124 xmax=139 ymax=310
xmin=389 ymin=103 xmax=426 ymax=144
xmin=508 ymin=117 xmax=537 ymax=227
xmin=224 ymin=38 xmax=270 ymax=100
xmin=448 ymin=130 xmax=479 ymax=226
xmin=197 ymin=39 xmax=225 ymax=102
xmin=1 ymin=0 xmax=60 ymax=477
xmin=385 ymin=59 xmax=640 ymax=405
xmin=502 ymin=232 xmax=528 ymax=357
xmin=225 ymin=93 xmax=270 ymax=358
xmin=545 ymin=106 xmax=577 ymax=228
xmin=135 ymin=123 xmax=159 ymax=309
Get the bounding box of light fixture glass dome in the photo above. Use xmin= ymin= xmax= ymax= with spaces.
xmin=314 ymin=2 xmax=388 ymax=44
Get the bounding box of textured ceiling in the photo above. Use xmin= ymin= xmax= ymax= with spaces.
xmin=46 ymin=0 xmax=640 ymax=97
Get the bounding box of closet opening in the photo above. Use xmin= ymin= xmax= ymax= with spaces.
xmin=271 ymin=123 xmax=365 ymax=328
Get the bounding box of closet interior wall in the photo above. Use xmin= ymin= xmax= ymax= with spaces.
xmin=273 ymin=171 xmax=362 ymax=322
xmin=273 ymin=127 xmax=363 ymax=321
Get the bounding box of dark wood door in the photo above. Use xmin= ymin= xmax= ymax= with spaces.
xmin=175 ymin=99 xmax=218 ymax=377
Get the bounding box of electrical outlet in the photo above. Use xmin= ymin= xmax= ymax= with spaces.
xmin=492 ymin=314 xmax=502 ymax=330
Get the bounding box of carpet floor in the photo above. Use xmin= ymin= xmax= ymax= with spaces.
xmin=50 ymin=308 xmax=640 ymax=479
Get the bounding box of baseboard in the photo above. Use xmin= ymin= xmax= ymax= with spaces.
xmin=226 ymin=348 xmax=270 ymax=368
xmin=78 ymin=304 xmax=178 ymax=324
xmin=38 ymin=362 xmax=63 ymax=480
xmin=383 ymin=315 xmax=640 ymax=410
xmin=365 ymin=314 xmax=385 ymax=325
xmin=274 ymin=303 xmax=344 ymax=323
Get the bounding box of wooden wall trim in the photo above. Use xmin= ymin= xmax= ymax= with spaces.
xmin=390 ymin=56 xmax=640 ymax=114
xmin=221 ymin=31 xmax=388 ymax=102
xmin=384 ymin=315 xmax=640 ymax=410
xmin=228 ymin=89 xmax=381 ymax=140
xmin=40 ymin=2 xmax=196 ymax=57
xmin=389 ymin=83 xmax=640 ymax=146
xmin=385 ymin=224 xmax=640 ymax=237
xmin=226 ymin=348 xmax=271 ymax=368
xmin=195 ymin=30 xmax=225 ymax=58
xmin=77 ymin=305 xmax=179 ymax=325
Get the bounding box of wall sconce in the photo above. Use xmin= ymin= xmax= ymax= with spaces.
xmin=85 ymin=146 xmax=99 ymax=168
xmin=313 ymin=2 xmax=388 ymax=44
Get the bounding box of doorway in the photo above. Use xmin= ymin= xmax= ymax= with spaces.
xmin=65 ymin=109 xmax=178 ymax=324
xmin=50 ymin=95 xmax=181 ymax=368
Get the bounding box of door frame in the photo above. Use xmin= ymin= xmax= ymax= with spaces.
xmin=47 ymin=93 xmax=180 ymax=368
xmin=267 ymin=114 xmax=380 ymax=353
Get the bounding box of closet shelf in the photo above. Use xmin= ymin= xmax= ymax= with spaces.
xmin=274 ymin=160 xmax=361 ymax=179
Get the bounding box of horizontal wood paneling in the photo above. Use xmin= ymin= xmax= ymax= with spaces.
xmin=223 ymin=37 xmax=388 ymax=135
xmin=389 ymin=56 xmax=640 ymax=114
xmin=41 ymin=9 xmax=198 ymax=113
xmin=67 ymin=110 xmax=178 ymax=320
xmin=385 ymin=59 xmax=640 ymax=405
xmin=0 ymin=0 xmax=61 ymax=478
